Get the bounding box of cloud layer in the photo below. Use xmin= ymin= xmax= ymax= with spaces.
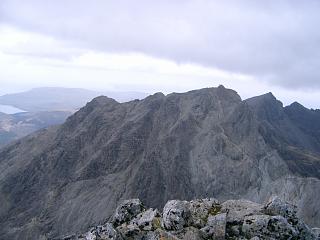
xmin=1 ymin=0 xmax=320 ymax=90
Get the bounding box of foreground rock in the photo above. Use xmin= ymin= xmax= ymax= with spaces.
xmin=57 ymin=196 xmax=318 ymax=240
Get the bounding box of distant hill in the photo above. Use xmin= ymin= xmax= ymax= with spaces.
xmin=0 ymin=87 xmax=148 ymax=112
xmin=0 ymin=111 xmax=71 ymax=147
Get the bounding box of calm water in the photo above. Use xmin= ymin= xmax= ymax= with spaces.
xmin=0 ymin=104 xmax=26 ymax=114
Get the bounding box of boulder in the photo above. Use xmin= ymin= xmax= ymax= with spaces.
xmin=97 ymin=223 xmax=123 ymax=240
xmin=116 ymin=222 xmax=141 ymax=240
xmin=242 ymin=215 xmax=298 ymax=239
xmin=221 ymin=199 xmax=264 ymax=223
xmin=200 ymin=213 xmax=226 ymax=240
xmin=77 ymin=223 xmax=122 ymax=240
xmin=144 ymin=229 xmax=179 ymax=240
xmin=189 ymin=198 xmax=221 ymax=228
xmin=111 ymin=199 xmax=145 ymax=226
xmin=162 ymin=200 xmax=191 ymax=231
xmin=135 ymin=208 xmax=161 ymax=231
xmin=263 ymin=196 xmax=297 ymax=220
xmin=175 ymin=227 xmax=202 ymax=240
xmin=294 ymin=220 xmax=316 ymax=239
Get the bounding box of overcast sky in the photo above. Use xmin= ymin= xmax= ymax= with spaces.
xmin=0 ymin=0 xmax=320 ymax=108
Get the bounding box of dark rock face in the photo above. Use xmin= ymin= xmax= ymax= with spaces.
xmin=0 ymin=87 xmax=319 ymax=239
xmin=57 ymin=197 xmax=318 ymax=240
xmin=246 ymin=93 xmax=320 ymax=178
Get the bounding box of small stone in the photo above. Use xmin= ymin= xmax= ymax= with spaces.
xmin=162 ymin=200 xmax=191 ymax=230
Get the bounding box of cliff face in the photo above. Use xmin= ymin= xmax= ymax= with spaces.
xmin=0 ymin=86 xmax=319 ymax=239
xmin=57 ymin=197 xmax=319 ymax=240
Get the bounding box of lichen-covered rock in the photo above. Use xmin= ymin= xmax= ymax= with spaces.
xmin=200 ymin=213 xmax=226 ymax=240
xmin=111 ymin=199 xmax=145 ymax=226
xmin=264 ymin=196 xmax=297 ymax=220
xmin=294 ymin=220 xmax=316 ymax=240
xmin=162 ymin=200 xmax=191 ymax=230
xmin=189 ymin=198 xmax=221 ymax=228
xmin=221 ymin=199 xmax=264 ymax=223
xmin=174 ymin=227 xmax=201 ymax=240
xmin=58 ymin=197 xmax=318 ymax=240
xmin=135 ymin=208 xmax=161 ymax=231
xmin=312 ymin=228 xmax=320 ymax=239
xmin=97 ymin=223 xmax=123 ymax=240
xmin=144 ymin=229 xmax=179 ymax=240
xmin=242 ymin=215 xmax=298 ymax=239
xmin=116 ymin=222 xmax=141 ymax=240
xmin=77 ymin=223 xmax=123 ymax=240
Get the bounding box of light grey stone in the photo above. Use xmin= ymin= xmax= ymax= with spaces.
xmin=200 ymin=213 xmax=226 ymax=240
xmin=162 ymin=200 xmax=191 ymax=231
xmin=221 ymin=199 xmax=264 ymax=223
xmin=135 ymin=208 xmax=161 ymax=231
xmin=189 ymin=198 xmax=221 ymax=228
xmin=264 ymin=196 xmax=297 ymax=220
xmin=144 ymin=229 xmax=179 ymax=240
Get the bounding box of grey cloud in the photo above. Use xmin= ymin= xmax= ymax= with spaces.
xmin=1 ymin=0 xmax=320 ymax=89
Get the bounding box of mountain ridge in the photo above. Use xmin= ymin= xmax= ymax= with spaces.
xmin=0 ymin=86 xmax=319 ymax=239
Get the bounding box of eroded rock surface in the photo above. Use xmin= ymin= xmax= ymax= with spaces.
xmin=57 ymin=197 xmax=318 ymax=240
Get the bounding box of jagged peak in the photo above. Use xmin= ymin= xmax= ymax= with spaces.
xmin=245 ymin=92 xmax=283 ymax=107
xmin=90 ymin=95 xmax=119 ymax=104
xmin=217 ymin=84 xmax=226 ymax=89
xmin=287 ymin=101 xmax=307 ymax=110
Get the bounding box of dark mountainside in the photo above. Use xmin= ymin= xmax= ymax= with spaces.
xmin=0 ymin=111 xmax=71 ymax=148
xmin=0 ymin=86 xmax=319 ymax=239
xmin=245 ymin=93 xmax=320 ymax=178
xmin=0 ymin=87 xmax=148 ymax=112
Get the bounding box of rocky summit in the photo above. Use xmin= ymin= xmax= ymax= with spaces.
xmin=0 ymin=86 xmax=319 ymax=239
xmin=57 ymin=197 xmax=319 ymax=240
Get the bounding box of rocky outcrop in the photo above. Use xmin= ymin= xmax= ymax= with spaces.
xmin=57 ymin=197 xmax=318 ymax=240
